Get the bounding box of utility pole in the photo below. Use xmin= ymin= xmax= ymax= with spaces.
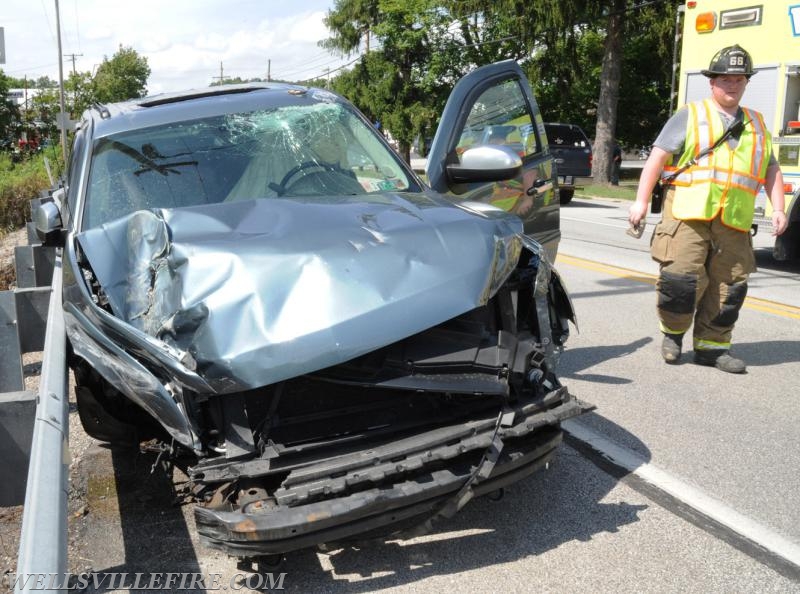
xmin=64 ymin=53 xmax=83 ymax=76
xmin=212 ymin=62 xmax=226 ymax=85
xmin=267 ymin=59 xmax=271 ymax=82
xmin=55 ymin=0 xmax=68 ymax=164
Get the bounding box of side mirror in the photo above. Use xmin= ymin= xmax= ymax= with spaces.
xmin=34 ymin=199 xmax=65 ymax=247
xmin=445 ymin=145 xmax=523 ymax=183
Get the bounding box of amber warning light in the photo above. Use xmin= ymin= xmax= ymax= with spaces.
xmin=696 ymin=12 xmax=716 ymax=33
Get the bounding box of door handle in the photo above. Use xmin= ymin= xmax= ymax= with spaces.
xmin=526 ymin=179 xmax=551 ymax=196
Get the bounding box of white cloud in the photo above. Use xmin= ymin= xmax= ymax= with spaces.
xmin=287 ymin=11 xmax=331 ymax=43
xmin=1 ymin=1 xmax=353 ymax=93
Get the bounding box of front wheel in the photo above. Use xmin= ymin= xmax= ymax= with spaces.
xmin=559 ymin=189 xmax=574 ymax=205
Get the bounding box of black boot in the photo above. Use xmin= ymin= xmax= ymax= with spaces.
xmin=693 ymin=350 xmax=746 ymax=374
xmin=661 ymin=333 xmax=684 ymax=364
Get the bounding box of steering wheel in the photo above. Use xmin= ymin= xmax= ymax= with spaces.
xmin=271 ymin=161 xmax=344 ymax=196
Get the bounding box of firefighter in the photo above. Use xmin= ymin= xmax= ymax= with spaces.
xmin=628 ymin=44 xmax=788 ymax=373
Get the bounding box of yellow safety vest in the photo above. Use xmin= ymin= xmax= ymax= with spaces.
xmin=665 ymin=98 xmax=771 ymax=231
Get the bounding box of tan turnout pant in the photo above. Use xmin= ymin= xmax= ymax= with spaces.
xmin=649 ymin=190 xmax=756 ymax=351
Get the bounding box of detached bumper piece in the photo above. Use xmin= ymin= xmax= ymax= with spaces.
xmin=194 ymin=387 xmax=590 ymax=556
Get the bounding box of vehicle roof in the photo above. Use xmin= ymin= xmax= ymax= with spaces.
xmin=85 ymin=82 xmax=343 ymax=138
xmin=543 ymin=122 xmax=591 ymax=143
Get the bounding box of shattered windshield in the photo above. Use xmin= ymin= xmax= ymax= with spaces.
xmin=83 ymin=101 xmax=414 ymax=229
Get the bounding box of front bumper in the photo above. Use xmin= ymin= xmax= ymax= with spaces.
xmin=194 ymin=387 xmax=591 ymax=556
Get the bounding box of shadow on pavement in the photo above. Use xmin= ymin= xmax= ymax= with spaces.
xmin=566 ymin=197 xmax=619 ymax=209
xmin=726 ymin=339 xmax=800 ymax=367
xmin=75 ymin=446 xmax=207 ymax=594
xmin=557 ymin=336 xmax=654 ymax=385
xmin=753 ymin=249 xmax=800 ymax=273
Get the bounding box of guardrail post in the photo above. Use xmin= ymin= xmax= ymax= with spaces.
xmin=0 ymin=290 xmax=25 ymax=392
xmin=0 ymin=391 xmax=37 ymax=506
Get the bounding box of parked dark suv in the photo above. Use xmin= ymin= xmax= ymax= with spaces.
xmin=36 ymin=61 xmax=589 ymax=560
xmin=544 ymin=122 xmax=593 ymax=205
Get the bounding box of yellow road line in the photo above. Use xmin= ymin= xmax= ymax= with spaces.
xmin=556 ymin=253 xmax=800 ymax=320
xmin=556 ymin=253 xmax=657 ymax=285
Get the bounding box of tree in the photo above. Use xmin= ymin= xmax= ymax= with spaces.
xmin=210 ymin=76 xmax=267 ymax=87
xmin=93 ymin=45 xmax=151 ymax=103
xmin=320 ymin=0 xmax=381 ymax=56
xmin=65 ymin=71 xmax=95 ymax=118
xmin=463 ymin=0 xmax=678 ymax=184
xmin=34 ymin=76 xmax=58 ymax=90
xmin=592 ymin=0 xmax=626 ymax=184
xmin=589 ymin=0 xmax=678 ymax=183
xmin=323 ymin=0 xmax=678 ymax=174
xmin=0 ymin=71 xmax=22 ymax=148
xmin=324 ymin=0 xmax=474 ymax=162
xmin=29 ymin=89 xmax=60 ymax=140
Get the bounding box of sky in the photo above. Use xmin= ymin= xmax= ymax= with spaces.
xmin=0 ymin=0 xmax=357 ymax=94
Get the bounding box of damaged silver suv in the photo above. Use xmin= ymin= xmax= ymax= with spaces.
xmin=36 ymin=61 xmax=590 ymax=559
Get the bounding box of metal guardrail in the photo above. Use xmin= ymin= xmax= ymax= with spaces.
xmin=14 ymin=255 xmax=69 ymax=593
xmin=1 ymin=201 xmax=56 ymax=508
xmin=0 ymin=189 xmax=71 ymax=590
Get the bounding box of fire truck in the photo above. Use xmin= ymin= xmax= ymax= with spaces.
xmin=676 ymin=0 xmax=800 ymax=260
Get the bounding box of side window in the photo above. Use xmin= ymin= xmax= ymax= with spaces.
xmin=455 ymin=79 xmax=540 ymax=159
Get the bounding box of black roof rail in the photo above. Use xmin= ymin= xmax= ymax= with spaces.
xmin=138 ymin=86 xmax=265 ymax=108
xmin=91 ymin=102 xmax=111 ymax=119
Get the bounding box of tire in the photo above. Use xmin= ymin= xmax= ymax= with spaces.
xmin=559 ymin=189 xmax=574 ymax=205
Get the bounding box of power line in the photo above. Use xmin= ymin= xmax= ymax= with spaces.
xmin=271 ymin=51 xmax=354 ymax=80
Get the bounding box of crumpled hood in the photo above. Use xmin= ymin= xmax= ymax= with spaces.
xmin=76 ymin=193 xmax=525 ymax=391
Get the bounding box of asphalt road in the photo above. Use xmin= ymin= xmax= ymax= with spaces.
xmin=556 ymin=196 xmax=800 ymax=562
xmin=54 ymin=195 xmax=800 ymax=593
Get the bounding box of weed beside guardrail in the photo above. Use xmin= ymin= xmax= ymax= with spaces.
xmin=0 ymin=152 xmax=62 ymax=232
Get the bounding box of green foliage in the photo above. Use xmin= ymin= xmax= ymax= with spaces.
xmin=93 ymin=46 xmax=151 ymax=103
xmin=321 ymin=0 xmax=380 ymax=55
xmin=0 ymin=71 xmax=22 ymax=147
xmin=525 ymin=0 xmax=677 ymax=148
xmin=325 ymin=0 xmax=455 ymax=160
xmin=0 ymin=151 xmax=57 ymax=231
xmin=325 ymin=0 xmax=480 ymax=160
xmin=527 ymin=29 xmax=605 ymax=131
xmin=29 ymin=88 xmax=61 ymax=138
xmin=65 ymin=71 xmax=96 ymax=118
xmin=323 ymin=0 xmax=678 ymax=163
xmin=615 ymin=2 xmax=679 ymax=147
xmin=210 ymin=77 xmax=267 ymax=87
xmin=3 ymin=75 xmax=58 ymax=89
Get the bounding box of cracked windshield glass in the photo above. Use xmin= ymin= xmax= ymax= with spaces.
xmin=84 ymin=101 xmax=412 ymax=229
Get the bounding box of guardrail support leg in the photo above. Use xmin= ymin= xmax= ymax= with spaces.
xmin=0 ymin=290 xmax=25 ymax=392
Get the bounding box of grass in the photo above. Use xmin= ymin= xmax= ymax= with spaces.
xmin=575 ymin=180 xmax=638 ymax=201
xmin=0 ymin=150 xmax=63 ymax=233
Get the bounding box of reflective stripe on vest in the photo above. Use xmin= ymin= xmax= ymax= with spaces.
xmin=664 ymin=99 xmax=771 ymax=231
